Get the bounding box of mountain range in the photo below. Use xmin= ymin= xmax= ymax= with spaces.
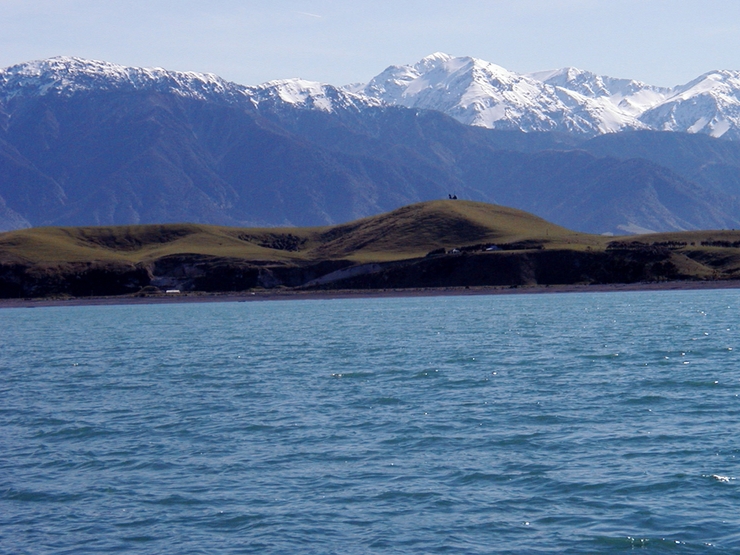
xmin=349 ymin=52 xmax=740 ymax=139
xmin=2 ymin=55 xmax=740 ymax=235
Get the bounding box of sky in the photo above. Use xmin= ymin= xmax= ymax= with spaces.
xmin=1 ymin=0 xmax=740 ymax=88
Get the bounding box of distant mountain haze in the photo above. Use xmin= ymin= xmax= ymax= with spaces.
xmin=2 ymin=55 xmax=740 ymax=234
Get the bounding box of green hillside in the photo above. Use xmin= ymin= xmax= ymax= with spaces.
xmin=2 ymin=200 xmax=740 ymax=298
xmin=0 ymin=200 xmax=596 ymax=265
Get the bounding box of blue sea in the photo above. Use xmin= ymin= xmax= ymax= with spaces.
xmin=2 ymin=290 xmax=740 ymax=554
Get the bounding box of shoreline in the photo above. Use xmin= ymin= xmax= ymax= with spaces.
xmin=2 ymin=279 xmax=740 ymax=309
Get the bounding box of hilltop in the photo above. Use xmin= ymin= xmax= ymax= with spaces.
xmin=0 ymin=201 xmax=579 ymax=264
xmin=2 ymin=200 xmax=740 ymax=299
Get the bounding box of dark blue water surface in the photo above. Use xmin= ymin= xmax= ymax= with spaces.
xmin=2 ymin=290 xmax=740 ymax=554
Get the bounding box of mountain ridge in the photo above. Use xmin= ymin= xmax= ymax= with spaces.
xmin=3 ymin=56 xmax=740 ymax=235
xmin=6 ymin=54 xmax=740 ymax=139
xmin=350 ymin=53 xmax=740 ymax=139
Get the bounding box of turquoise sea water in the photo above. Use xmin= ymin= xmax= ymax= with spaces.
xmin=2 ymin=290 xmax=740 ymax=554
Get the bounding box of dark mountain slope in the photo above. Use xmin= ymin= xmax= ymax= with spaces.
xmin=0 ymin=92 xmax=487 ymax=229
xmin=457 ymin=151 xmax=738 ymax=234
xmin=583 ymin=131 xmax=740 ymax=197
xmin=243 ymin=107 xmax=740 ymax=233
xmin=2 ymin=84 xmax=740 ymax=235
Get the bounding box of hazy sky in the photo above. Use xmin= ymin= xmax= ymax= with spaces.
xmin=1 ymin=0 xmax=739 ymax=87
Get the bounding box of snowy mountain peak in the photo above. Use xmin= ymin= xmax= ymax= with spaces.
xmin=414 ymin=52 xmax=454 ymax=70
xmin=673 ymin=69 xmax=740 ymax=99
xmin=350 ymin=53 xmax=740 ymax=139
xmin=251 ymin=78 xmax=381 ymax=112
xmin=6 ymin=54 xmax=740 ymax=141
xmin=530 ymin=66 xmax=668 ymax=100
xmin=0 ymin=57 xmax=381 ymax=117
xmin=350 ymin=53 xmax=648 ymax=134
xmin=639 ymin=69 xmax=740 ymax=138
xmin=0 ymin=56 xmax=241 ymax=102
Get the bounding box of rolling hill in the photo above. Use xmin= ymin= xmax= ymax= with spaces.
xmin=2 ymin=200 xmax=739 ymax=298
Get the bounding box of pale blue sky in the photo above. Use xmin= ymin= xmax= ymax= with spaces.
xmin=1 ymin=0 xmax=739 ymax=87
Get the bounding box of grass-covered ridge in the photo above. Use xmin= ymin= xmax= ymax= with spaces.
xmin=0 ymin=201 xmax=591 ymax=265
xmin=3 ymin=200 xmax=740 ymax=298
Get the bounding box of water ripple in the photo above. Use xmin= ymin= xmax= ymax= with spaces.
xmin=2 ymin=291 xmax=740 ymax=553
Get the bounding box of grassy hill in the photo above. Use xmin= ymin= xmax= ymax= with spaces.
xmin=1 ymin=200 xmax=740 ymax=298
xmin=0 ymin=201 xmax=592 ymax=265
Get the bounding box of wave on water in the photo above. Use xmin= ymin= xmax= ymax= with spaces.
xmin=2 ymin=290 xmax=740 ymax=553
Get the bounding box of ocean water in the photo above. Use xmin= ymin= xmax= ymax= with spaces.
xmin=2 ymin=290 xmax=740 ymax=554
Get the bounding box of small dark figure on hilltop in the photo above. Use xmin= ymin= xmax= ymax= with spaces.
xmin=448 ymin=194 xmax=458 ymax=200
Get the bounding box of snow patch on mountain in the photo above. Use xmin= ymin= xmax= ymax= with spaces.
xmin=529 ymin=67 xmax=669 ymax=105
xmin=250 ymin=78 xmax=382 ymax=113
xmin=351 ymin=53 xmax=740 ymax=140
xmin=0 ymin=56 xmax=242 ymax=102
xmin=352 ymin=53 xmax=655 ymax=135
xmin=6 ymin=54 xmax=740 ymax=141
xmin=639 ymin=70 xmax=740 ymax=139
xmin=0 ymin=56 xmax=380 ymax=116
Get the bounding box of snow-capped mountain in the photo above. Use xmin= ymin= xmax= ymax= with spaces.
xmin=4 ymin=55 xmax=740 ymax=236
xmin=639 ymin=70 xmax=740 ymax=139
xmin=348 ymin=53 xmax=661 ymax=135
xmin=0 ymin=56 xmax=243 ymax=102
xmin=9 ymin=55 xmax=740 ymax=141
xmin=0 ymin=56 xmax=378 ymax=115
xmin=527 ymin=67 xmax=670 ymax=114
xmin=350 ymin=53 xmax=740 ymax=139
xmin=348 ymin=52 xmax=645 ymax=135
xmin=249 ymin=78 xmax=382 ymax=113
xmin=527 ymin=66 xmax=672 ymax=134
